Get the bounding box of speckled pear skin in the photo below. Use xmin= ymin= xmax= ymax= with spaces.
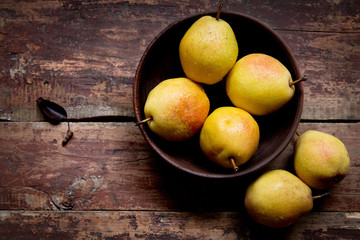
xmin=245 ymin=169 xmax=313 ymax=228
xmin=179 ymin=16 xmax=238 ymax=85
xmin=294 ymin=130 xmax=350 ymax=189
xmin=199 ymin=106 xmax=260 ymax=169
xmin=144 ymin=77 xmax=210 ymax=142
xmin=226 ymin=53 xmax=295 ymax=115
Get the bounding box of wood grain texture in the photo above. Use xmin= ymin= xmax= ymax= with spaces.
xmin=0 ymin=122 xmax=358 ymax=212
xmin=0 ymin=0 xmax=359 ymax=121
xmin=0 ymin=1 xmax=359 ymax=238
xmin=280 ymin=31 xmax=360 ymax=120
xmin=0 ymin=211 xmax=359 ymax=240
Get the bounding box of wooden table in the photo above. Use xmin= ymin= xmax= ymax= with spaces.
xmin=0 ymin=1 xmax=359 ymax=239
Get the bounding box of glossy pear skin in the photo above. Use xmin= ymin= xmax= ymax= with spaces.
xmin=294 ymin=130 xmax=350 ymax=189
xmin=179 ymin=16 xmax=238 ymax=85
xmin=226 ymin=53 xmax=295 ymax=115
xmin=199 ymin=107 xmax=260 ymax=169
xmin=245 ymin=170 xmax=313 ymax=228
xmin=144 ymin=77 xmax=210 ymax=141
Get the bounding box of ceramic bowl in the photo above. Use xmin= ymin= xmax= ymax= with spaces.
xmin=133 ymin=11 xmax=304 ymax=178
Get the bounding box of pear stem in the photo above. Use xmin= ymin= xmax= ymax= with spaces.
xmin=216 ymin=2 xmax=223 ymax=21
xmin=229 ymin=157 xmax=239 ymax=172
xmin=312 ymin=192 xmax=330 ymax=200
xmin=295 ymin=130 xmax=300 ymax=137
xmin=289 ymin=75 xmax=307 ymax=86
xmin=136 ymin=117 xmax=153 ymax=126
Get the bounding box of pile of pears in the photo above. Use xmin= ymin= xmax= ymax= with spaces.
xmin=139 ymin=5 xmax=303 ymax=171
xmin=138 ymin=5 xmax=351 ymax=228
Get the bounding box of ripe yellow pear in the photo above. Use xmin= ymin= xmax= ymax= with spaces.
xmin=179 ymin=10 xmax=238 ymax=85
xmin=226 ymin=53 xmax=305 ymax=115
xmin=294 ymin=130 xmax=350 ymax=189
xmin=199 ymin=107 xmax=260 ymax=170
xmin=140 ymin=77 xmax=210 ymax=142
xmin=245 ymin=169 xmax=313 ymax=228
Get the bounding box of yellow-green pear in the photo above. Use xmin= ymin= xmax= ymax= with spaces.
xmin=199 ymin=107 xmax=259 ymax=171
xmin=226 ymin=53 xmax=306 ymax=115
xmin=139 ymin=77 xmax=210 ymax=142
xmin=294 ymin=130 xmax=350 ymax=189
xmin=245 ymin=169 xmax=313 ymax=228
xmin=179 ymin=8 xmax=238 ymax=85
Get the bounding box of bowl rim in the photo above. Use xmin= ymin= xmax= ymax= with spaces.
xmin=133 ymin=11 xmax=304 ymax=178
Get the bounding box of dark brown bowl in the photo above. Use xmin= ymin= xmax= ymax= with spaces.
xmin=133 ymin=11 xmax=304 ymax=178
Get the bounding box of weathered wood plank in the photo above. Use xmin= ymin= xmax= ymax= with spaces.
xmin=280 ymin=31 xmax=360 ymax=120
xmin=0 ymin=1 xmax=359 ymax=121
xmin=0 ymin=122 xmax=358 ymax=211
xmin=0 ymin=211 xmax=359 ymax=239
xmin=1 ymin=0 xmax=358 ymax=32
xmin=0 ymin=1 xmax=358 ymax=239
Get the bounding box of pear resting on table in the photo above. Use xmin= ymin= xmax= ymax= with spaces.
xmin=245 ymin=169 xmax=314 ymax=228
xmin=294 ymin=130 xmax=350 ymax=189
xmin=245 ymin=131 xmax=350 ymax=228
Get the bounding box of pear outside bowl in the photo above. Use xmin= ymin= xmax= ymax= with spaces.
xmin=133 ymin=11 xmax=304 ymax=179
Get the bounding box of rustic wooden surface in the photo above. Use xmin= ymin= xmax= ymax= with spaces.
xmin=0 ymin=0 xmax=359 ymax=239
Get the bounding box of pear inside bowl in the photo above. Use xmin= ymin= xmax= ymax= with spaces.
xmin=133 ymin=11 xmax=304 ymax=178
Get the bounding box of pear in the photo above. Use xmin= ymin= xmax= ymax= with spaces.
xmin=294 ymin=130 xmax=350 ymax=189
xmin=138 ymin=77 xmax=210 ymax=142
xmin=226 ymin=53 xmax=306 ymax=115
xmin=179 ymin=4 xmax=238 ymax=85
xmin=245 ymin=169 xmax=313 ymax=228
xmin=199 ymin=106 xmax=260 ymax=171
